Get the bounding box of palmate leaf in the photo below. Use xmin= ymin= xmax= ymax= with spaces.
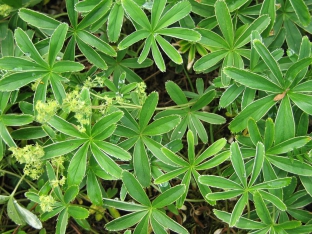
xmin=119 ymin=0 xmax=199 ymax=70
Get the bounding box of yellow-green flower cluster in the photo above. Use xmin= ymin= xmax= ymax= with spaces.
xmin=51 ymin=156 xmax=65 ymax=172
xmin=39 ymin=195 xmax=55 ymax=212
xmin=135 ymin=82 xmax=147 ymax=104
xmin=35 ymin=100 xmax=59 ymax=123
xmin=0 ymin=4 xmax=13 ymax=17
xmin=62 ymin=90 xmax=92 ymax=132
xmin=9 ymin=143 xmax=45 ymax=180
xmin=50 ymin=176 xmax=66 ymax=188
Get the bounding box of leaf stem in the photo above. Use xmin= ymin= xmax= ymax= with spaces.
xmin=183 ymin=66 xmax=195 ymax=93
xmin=10 ymin=174 xmax=26 ymax=197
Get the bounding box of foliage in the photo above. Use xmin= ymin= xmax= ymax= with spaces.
xmin=0 ymin=0 xmax=311 ymax=233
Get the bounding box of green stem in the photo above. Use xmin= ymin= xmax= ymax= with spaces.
xmin=0 ymin=169 xmax=36 ymax=189
xmin=185 ymin=198 xmax=205 ymax=202
xmin=10 ymin=174 xmax=26 ymax=197
xmin=183 ymin=66 xmax=195 ymax=93
xmin=247 ymin=197 xmax=250 ymax=219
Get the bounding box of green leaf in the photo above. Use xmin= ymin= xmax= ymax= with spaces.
xmin=67 ymin=143 xmax=89 ymax=186
xmin=274 ymin=95 xmax=295 ymax=144
xmin=215 ymin=0 xmax=234 ymax=47
xmin=251 ymin=177 xmax=292 ymax=190
xmin=247 ymin=118 xmax=262 ymax=146
xmin=151 ymin=0 xmax=166 ymax=29
xmin=122 ymin=0 xmax=150 ymax=29
xmin=122 ymin=170 xmax=151 ymax=206
xmin=0 ymin=122 xmax=16 ymax=147
xmin=253 ymin=39 xmax=284 ymax=86
xmin=155 ymin=0 xmax=191 ymax=30
xmin=0 ymin=71 xmax=45 ymax=91
xmin=234 ymin=15 xmax=270 ymax=48
xmin=77 ymin=38 xmax=108 ymax=70
xmin=229 ymin=193 xmax=248 ymax=227
xmin=300 ymin=176 xmax=312 ymax=197
xmin=157 ymin=28 xmax=201 ymax=42
xmin=0 ymin=195 xmax=9 ymax=204
xmin=107 ymin=3 xmax=124 ymax=43
xmin=193 ymin=50 xmax=227 ymax=72
xmin=260 ymin=0 xmax=275 ymax=36
xmin=249 ymin=142 xmax=265 ymax=186
xmin=267 ymin=155 xmax=312 ymax=176
xmin=229 ymin=94 xmax=276 ymax=133
xmin=133 ymin=212 xmax=149 ymax=234
xmin=87 ymin=170 xmax=103 ymax=206
xmin=196 ymin=151 xmax=230 ymax=170
xmin=43 ymin=139 xmax=85 ymax=159
xmin=264 ymin=118 xmax=274 ymax=149
xmin=230 ymin=142 xmax=247 ymax=188
xmin=186 ymin=130 xmax=195 ymax=163
xmin=105 ymin=211 xmax=148 ymax=231
xmin=66 ymin=0 xmax=78 ymax=27
xmin=64 ymin=186 xmax=79 ymax=204
xmin=77 ymin=0 xmax=112 ymax=30
xmin=18 ymin=8 xmax=60 ymax=30
xmin=143 ymin=116 xmax=180 ymax=136
xmin=92 ymin=111 xmax=123 ymax=137
xmin=288 ymin=92 xmax=312 ymax=115
xmin=267 ymin=136 xmax=310 ymax=155
xmin=14 ymin=28 xmax=47 ymax=68
xmin=195 ymin=138 xmax=227 ymax=164
xmin=191 ymin=90 xmax=216 ymax=111
xmin=165 ymin=81 xmax=188 ymax=105
xmin=48 ymin=115 xmax=87 ymax=139
xmin=289 ymin=0 xmax=310 ymax=26
xmin=139 ymin=92 xmax=158 ymax=130
xmin=56 ymin=209 xmax=68 ymax=234
xmin=48 ymin=23 xmax=68 ymax=67
xmin=152 ymin=209 xmax=188 ymax=234
xmin=214 ymin=210 xmax=267 ymax=229
xmin=150 ymin=216 xmax=167 ymax=234
xmin=292 ymin=80 xmax=312 ymax=92
xmin=156 ymin=35 xmax=182 ymax=64
xmin=152 ymin=185 xmax=185 ymax=208
xmin=0 ymin=57 xmax=47 ymax=71
xmin=68 ymin=206 xmax=89 ymax=219
xmin=91 ymin=143 xmax=122 ymax=178
xmin=258 ymin=190 xmax=286 ymax=211
xmin=207 ymin=190 xmax=244 ymax=200
xmin=191 ymin=114 xmax=208 ymax=143
xmin=133 ymin=139 xmax=151 ymax=187
xmin=118 ymin=30 xmax=150 ymax=50
xmin=161 ymin=147 xmax=189 ymax=167
xmin=219 ymin=83 xmax=245 ymax=108
xmin=2 ymin=114 xmax=33 ymax=126
xmin=285 ymin=58 xmax=312 ymax=86
xmin=275 ymin=220 xmax=302 ymax=230
xmin=8 ymin=197 xmax=42 ymax=229
xmin=199 ymin=175 xmax=242 ymax=189
xmin=253 ymin=191 xmax=272 ymax=225
xmin=94 ymin=141 xmax=131 ymax=161
xmin=195 ymin=112 xmax=226 ymax=124
xmin=223 ymin=67 xmax=283 ymax=93
xmin=103 ymin=198 xmax=147 ymax=211
xmin=138 ymin=35 xmax=153 ymax=64
xmin=154 ymin=167 xmax=188 ymax=184
xmin=197 ymin=28 xmax=229 ymax=49
xmin=151 ymin=38 xmax=165 ymax=72
xmin=77 ymin=30 xmax=116 ymax=56
xmin=52 ymin=61 xmax=85 ymax=73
